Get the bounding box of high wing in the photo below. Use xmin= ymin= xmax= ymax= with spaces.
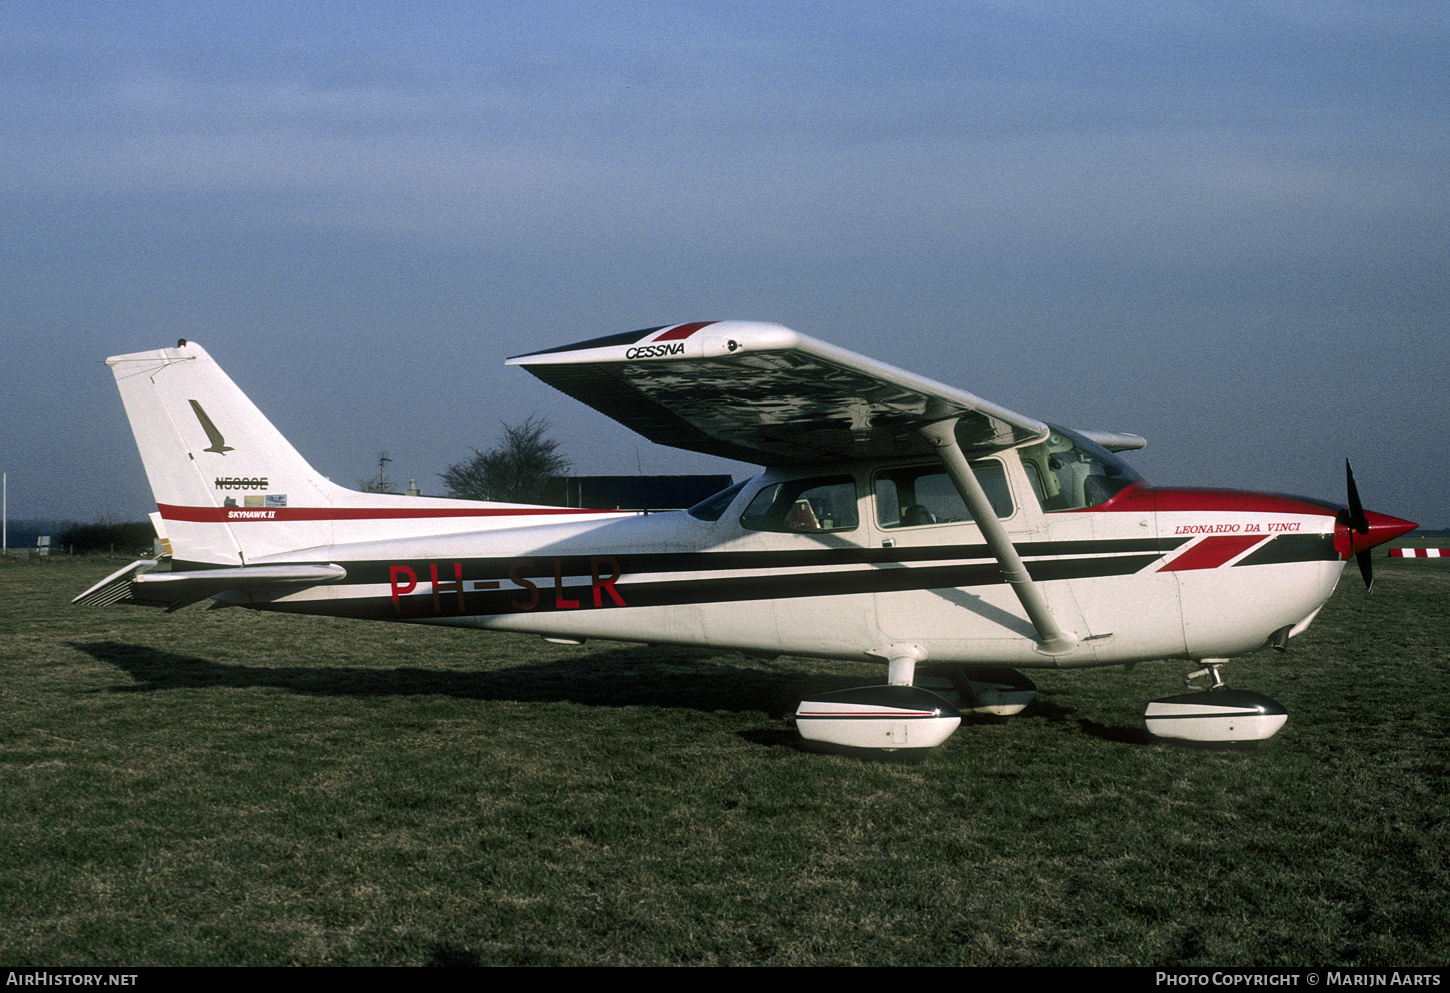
xmin=507 ymin=321 xmax=1053 ymax=464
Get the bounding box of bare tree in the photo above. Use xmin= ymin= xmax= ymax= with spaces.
xmin=357 ymin=451 xmax=399 ymax=494
xmin=440 ymin=417 xmax=570 ymax=503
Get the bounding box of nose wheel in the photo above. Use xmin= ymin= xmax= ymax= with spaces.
xmin=1184 ymin=662 xmax=1228 ymax=691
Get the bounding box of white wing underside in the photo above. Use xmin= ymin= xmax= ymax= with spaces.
xmin=508 ymin=321 xmax=1055 ymax=465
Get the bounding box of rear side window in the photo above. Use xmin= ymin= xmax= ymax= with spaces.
xmin=740 ymin=476 xmax=858 ymax=533
xmin=874 ymin=461 xmax=1012 ymax=528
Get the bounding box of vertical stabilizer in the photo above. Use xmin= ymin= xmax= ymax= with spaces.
xmin=107 ymin=341 xmax=625 ymax=568
xmin=108 ymin=342 xmax=347 ymax=566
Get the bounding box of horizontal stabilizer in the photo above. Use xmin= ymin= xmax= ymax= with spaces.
xmin=74 ymin=560 xmax=346 ymax=612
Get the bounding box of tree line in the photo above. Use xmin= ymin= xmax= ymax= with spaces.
xmin=359 ymin=416 xmax=570 ymax=503
xmin=55 ymin=521 xmax=158 ymax=555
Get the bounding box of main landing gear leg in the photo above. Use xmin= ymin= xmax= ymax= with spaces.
xmin=886 ymin=647 xmax=919 ymax=687
xmin=1143 ymin=659 xmax=1288 ymax=744
xmin=942 ymin=666 xmax=1039 ymax=717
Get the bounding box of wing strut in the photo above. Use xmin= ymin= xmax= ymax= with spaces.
xmin=918 ymin=419 xmax=1080 ymax=656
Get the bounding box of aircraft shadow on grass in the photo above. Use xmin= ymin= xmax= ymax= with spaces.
xmin=72 ymin=639 xmax=792 ymax=712
xmin=64 ymin=639 xmax=931 ymax=716
xmin=70 ymin=640 xmax=1152 ymax=745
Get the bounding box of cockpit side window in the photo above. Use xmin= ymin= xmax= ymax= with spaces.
xmin=874 ymin=461 xmax=1012 ymax=529
xmin=1018 ymin=425 xmax=1143 ymax=512
xmin=740 ymin=476 xmax=858 ymax=533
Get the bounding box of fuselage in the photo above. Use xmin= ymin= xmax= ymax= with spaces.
xmin=234 ymin=440 xmax=1364 ymax=671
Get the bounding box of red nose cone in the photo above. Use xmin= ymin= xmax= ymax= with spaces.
xmin=1337 ymin=510 xmax=1418 ymax=558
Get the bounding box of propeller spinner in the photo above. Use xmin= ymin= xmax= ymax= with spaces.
xmin=1341 ymin=460 xmax=1417 ymax=591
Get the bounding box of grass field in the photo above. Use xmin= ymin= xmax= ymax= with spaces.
xmin=2 ymin=553 xmax=1447 ymax=966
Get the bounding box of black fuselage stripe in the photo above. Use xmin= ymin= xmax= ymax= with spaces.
xmin=335 ymin=537 xmax=1178 ymax=586
xmin=261 ymin=552 xmax=1166 ymax=621
xmin=1234 ymin=533 xmax=1339 ymax=566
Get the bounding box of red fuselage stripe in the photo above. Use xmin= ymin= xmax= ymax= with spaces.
xmin=796 ymin=710 xmax=940 ymax=719
xmin=1148 ymin=486 xmax=1337 ymax=516
xmin=1158 ymin=534 xmax=1267 ymax=572
xmin=1071 ymin=483 xmax=1341 ymax=518
xmin=157 ymin=504 xmax=617 ymax=523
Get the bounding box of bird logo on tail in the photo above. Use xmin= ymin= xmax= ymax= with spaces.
xmin=188 ymin=399 xmax=234 ymax=455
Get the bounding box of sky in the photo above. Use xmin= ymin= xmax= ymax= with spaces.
xmin=2 ymin=1 xmax=1446 ymax=529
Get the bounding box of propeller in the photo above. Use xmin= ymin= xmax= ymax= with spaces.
xmin=1345 ymin=460 xmax=1374 ymax=591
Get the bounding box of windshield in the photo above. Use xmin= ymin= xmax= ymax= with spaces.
xmin=1018 ymin=425 xmax=1143 ymax=511
xmin=687 ymin=479 xmax=748 ymax=521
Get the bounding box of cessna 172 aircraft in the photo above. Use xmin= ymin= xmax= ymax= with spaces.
xmin=77 ymin=321 xmax=1416 ymax=751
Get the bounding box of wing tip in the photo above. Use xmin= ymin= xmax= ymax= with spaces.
xmin=506 ymin=320 xmax=803 ymax=365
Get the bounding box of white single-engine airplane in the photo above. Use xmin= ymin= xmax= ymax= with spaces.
xmin=77 ymin=322 xmax=1416 ymax=751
